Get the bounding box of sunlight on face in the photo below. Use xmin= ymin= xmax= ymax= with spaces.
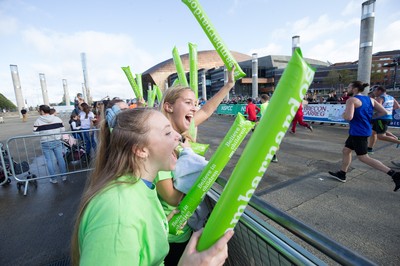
xmin=169 ymin=89 xmax=197 ymax=133
xmin=146 ymin=112 xmax=181 ymax=172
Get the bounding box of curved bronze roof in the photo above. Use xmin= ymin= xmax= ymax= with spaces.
xmin=142 ymin=50 xmax=251 ymax=90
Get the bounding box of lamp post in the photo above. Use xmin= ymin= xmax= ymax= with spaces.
xmin=292 ymin=35 xmax=300 ymax=55
xmin=9 ymin=65 xmax=25 ymax=117
xmin=357 ymin=0 xmax=376 ymax=95
xmin=393 ymin=56 xmax=399 ymax=90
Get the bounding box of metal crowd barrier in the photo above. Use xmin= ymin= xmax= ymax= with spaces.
xmin=208 ymin=177 xmax=377 ymax=266
xmin=0 ymin=143 xmax=11 ymax=186
xmin=1 ymin=128 xmax=98 ymax=195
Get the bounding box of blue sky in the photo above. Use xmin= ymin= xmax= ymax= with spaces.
xmin=0 ymin=0 xmax=399 ymax=107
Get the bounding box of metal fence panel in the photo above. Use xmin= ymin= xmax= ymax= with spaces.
xmin=3 ymin=129 xmax=97 ymax=195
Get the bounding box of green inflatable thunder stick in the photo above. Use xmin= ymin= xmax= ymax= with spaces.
xmin=135 ymin=73 xmax=143 ymax=100
xmin=172 ymin=46 xmax=189 ymax=87
xmin=121 ymin=66 xmax=142 ymax=100
xmin=189 ymin=42 xmax=198 ymax=99
xmin=182 ymin=0 xmax=245 ymax=81
xmin=169 ymin=113 xmax=254 ymax=235
xmin=196 ymin=48 xmax=315 ymax=251
xmin=154 ymin=85 xmax=163 ymax=104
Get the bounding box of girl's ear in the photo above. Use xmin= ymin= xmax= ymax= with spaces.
xmin=164 ymin=102 xmax=173 ymax=113
xmin=133 ymin=146 xmax=149 ymax=159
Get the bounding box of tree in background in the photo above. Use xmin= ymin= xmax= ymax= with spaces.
xmin=323 ymin=69 xmax=340 ymax=90
xmin=323 ymin=69 xmax=356 ymax=92
xmin=370 ymin=64 xmax=386 ymax=86
xmin=0 ymin=93 xmax=17 ymax=111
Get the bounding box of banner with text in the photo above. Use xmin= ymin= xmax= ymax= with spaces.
xmin=216 ymin=103 xmax=400 ymax=128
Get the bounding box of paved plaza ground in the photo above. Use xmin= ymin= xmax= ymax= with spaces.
xmin=0 ymin=112 xmax=399 ymax=265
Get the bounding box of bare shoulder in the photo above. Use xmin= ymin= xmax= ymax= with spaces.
xmin=347 ymin=96 xmax=361 ymax=108
xmin=346 ymin=97 xmax=358 ymax=104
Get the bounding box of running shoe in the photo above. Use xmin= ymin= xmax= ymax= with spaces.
xmin=392 ymin=172 xmax=400 ymax=192
xmin=328 ymin=171 xmax=346 ymax=183
xmin=49 ymin=178 xmax=58 ymax=184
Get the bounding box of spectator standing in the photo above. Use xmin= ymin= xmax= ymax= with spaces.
xmin=20 ymin=108 xmax=27 ymax=122
xmin=69 ymin=114 xmax=82 ymax=140
xmin=306 ymin=92 xmax=315 ymax=103
xmin=104 ymin=99 xmax=129 ymax=128
xmin=79 ymin=103 xmax=97 ymax=158
xmin=74 ymin=93 xmax=85 ymax=115
xmin=129 ymin=98 xmax=138 ymax=109
xmin=49 ymin=108 xmax=57 ymax=115
xmin=341 ymin=91 xmax=350 ymax=103
xmin=328 ymin=81 xmax=400 ymax=192
xmin=326 ymin=91 xmax=339 ymax=103
xmin=33 ymin=105 xmax=67 ymax=183
xmin=259 ymin=94 xmax=270 ymax=117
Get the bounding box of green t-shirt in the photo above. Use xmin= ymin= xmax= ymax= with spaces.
xmin=260 ymin=102 xmax=269 ymax=117
xmin=79 ymin=175 xmax=169 ymax=265
xmin=155 ymin=171 xmax=192 ymax=243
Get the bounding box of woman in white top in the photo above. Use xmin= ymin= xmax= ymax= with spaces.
xmin=79 ymin=103 xmax=97 ymax=157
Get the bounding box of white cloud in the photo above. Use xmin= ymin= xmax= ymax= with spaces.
xmin=249 ymin=43 xmax=283 ymax=57
xmin=291 ymin=15 xmax=360 ymax=45
xmin=307 ymin=38 xmax=360 ymax=63
xmin=249 ymin=11 xmax=364 ymax=63
xmin=341 ymin=0 xmax=361 ymax=16
xmin=228 ymin=0 xmax=240 ymax=15
xmin=10 ymin=28 xmax=159 ymax=106
xmin=374 ymin=20 xmax=400 ymax=52
xmin=0 ymin=11 xmax=18 ymax=35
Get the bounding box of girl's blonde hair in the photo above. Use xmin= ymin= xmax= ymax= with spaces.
xmin=71 ymin=108 xmax=157 ymax=265
xmin=159 ymin=85 xmax=193 ymax=118
xmin=159 ymin=85 xmax=195 ymax=141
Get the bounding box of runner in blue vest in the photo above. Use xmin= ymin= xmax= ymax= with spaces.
xmin=329 ymin=81 xmax=400 ymax=192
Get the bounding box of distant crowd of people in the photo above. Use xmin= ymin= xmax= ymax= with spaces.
xmin=219 ymin=89 xmax=354 ymax=106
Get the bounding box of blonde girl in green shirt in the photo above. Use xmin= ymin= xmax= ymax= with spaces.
xmin=71 ymin=108 xmax=233 ymax=266
xmin=157 ymin=67 xmax=235 ymax=265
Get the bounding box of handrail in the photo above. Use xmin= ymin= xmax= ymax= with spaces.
xmin=207 ymin=187 xmax=325 ymax=265
xmin=215 ymin=177 xmax=377 ymax=266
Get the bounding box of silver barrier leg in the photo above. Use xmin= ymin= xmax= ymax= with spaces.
xmin=23 ymin=180 xmax=29 ymax=196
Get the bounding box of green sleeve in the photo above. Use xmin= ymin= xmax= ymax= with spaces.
xmin=80 ymin=224 xmax=141 ymax=265
xmin=155 ymin=171 xmax=173 ymax=183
